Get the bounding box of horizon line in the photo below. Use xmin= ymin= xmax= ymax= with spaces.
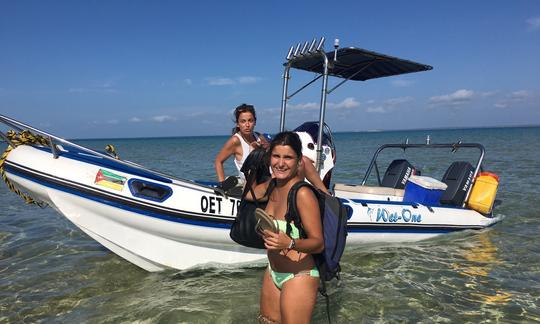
xmin=66 ymin=123 xmax=540 ymax=141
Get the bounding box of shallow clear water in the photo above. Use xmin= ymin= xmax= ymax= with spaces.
xmin=1 ymin=127 xmax=539 ymax=323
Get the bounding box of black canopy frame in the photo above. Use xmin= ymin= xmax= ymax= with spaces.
xmin=279 ymin=38 xmax=433 ymax=173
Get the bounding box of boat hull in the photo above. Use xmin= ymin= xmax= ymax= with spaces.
xmin=3 ymin=145 xmax=502 ymax=271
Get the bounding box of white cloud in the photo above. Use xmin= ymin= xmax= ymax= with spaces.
xmin=331 ymin=97 xmax=360 ymax=109
xmin=290 ymin=97 xmax=360 ymax=111
xmin=185 ymin=111 xmax=213 ymax=118
xmin=510 ymin=90 xmax=530 ymax=100
xmin=526 ymin=17 xmax=540 ymax=30
xmin=366 ymin=106 xmax=386 ymax=113
xmin=289 ymin=102 xmax=319 ymax=110
xmin=391 ymin=79 xmax=415 ymax=87
xmin=205 ymin=76 xmax=261 ymax=86
xmin=184 ymin=79 xmax=193 ymax=85
xmin=68 ymin=79 xmax=119 ymax=94
xmin=206 ymin=77 xmax=235 ymax=86
xmin=491 ymin=90 xmax=532 ymax=109
xmin=106 ymin=119 xmax=119 ymax=125
xmin=237 ymin=76 xmax=260 ymax=84
xmin=385 ymin=96 xmax=413 ymax=106
xmin=429 ymin=89 xmax=474 ymax=106
xmin=129 ymin=117 xmax=142 ymax=123
xmin=96 ymin=79 xmax=118 ymax=93
xmin=151 ymin=115 xmax=176 ymax=122
xmin=479 ymin=91 xmax=498 ymax=97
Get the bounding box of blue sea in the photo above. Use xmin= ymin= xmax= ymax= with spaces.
xmin=1 ymin=127 xmax=539 ymax=323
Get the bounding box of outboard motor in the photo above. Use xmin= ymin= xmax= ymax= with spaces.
xmin=440 ymin=161 xmax=475 ymax=206
xmin=381 ymin=159 xmax=415 ymax=189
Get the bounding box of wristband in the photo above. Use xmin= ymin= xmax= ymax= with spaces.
xmin=288 ymin=238 xmax=296 ymax=250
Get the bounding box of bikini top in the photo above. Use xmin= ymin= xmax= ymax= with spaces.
xmin=275 ymin=219 xmax=301 ymax=239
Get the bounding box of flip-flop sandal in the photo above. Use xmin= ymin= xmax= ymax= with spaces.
xmin=255 ymin=208 xmax=277 ymax=235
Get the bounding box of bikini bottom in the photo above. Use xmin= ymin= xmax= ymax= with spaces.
xmin=268 ymin=265 xmax=319 ymax=290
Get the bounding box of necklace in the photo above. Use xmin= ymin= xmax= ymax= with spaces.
xmin=240 ymin=132 xmax=257 ymax=145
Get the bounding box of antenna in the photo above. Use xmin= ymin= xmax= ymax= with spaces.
xmin=293 ymin=42 xmax=302 ymax=57
xmin=286 ymin=46 xmax=294 ymax=60
xmin=333 ymin=38 xmax=340 ymax=62
xmin=308 ymin=38 xmax=317 ymax=53
xmin=301 ymin=41 xmax=309 ymax=55
xmin=316 ymin=37 xmax=325 ymax=51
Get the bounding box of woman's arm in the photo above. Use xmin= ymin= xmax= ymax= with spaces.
xmin=301 ymin=156 xmax=330 ymax=194
xmin=214 ymin=136 xmax=239 ymax=182
xmin=263 ymin=186 xmax=323 ymax=254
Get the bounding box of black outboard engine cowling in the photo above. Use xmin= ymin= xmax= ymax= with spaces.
xmin=381 ymin=159 xmax=415 ymax=189
xmin=440 ymin=161 xmax=475 ymax=206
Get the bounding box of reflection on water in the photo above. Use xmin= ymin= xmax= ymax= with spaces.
xmin=453 ymin=231 xmax=512 ymax=306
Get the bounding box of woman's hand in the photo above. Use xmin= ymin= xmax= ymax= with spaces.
xmin=250 ymin=141 xmax=262 ymax=150
xmin=260 ymin=140 xmax=270 ymax=150
xmin=262 ymin=230 xmax=292 ymax=250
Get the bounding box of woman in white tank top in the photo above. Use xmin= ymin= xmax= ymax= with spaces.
xmin=214 ymin=104 xmax=269 ymax=184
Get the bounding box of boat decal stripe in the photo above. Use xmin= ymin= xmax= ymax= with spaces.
xmin=34 ymin=145 xmax=174 ymax=183
xmin=4 ymin=161 xmax=235 ymax=228
xmin=4 ymin=162 xmax=489 ymax=233
xmin=346 ymin=222 xmax=484 ymax=231
xmin=6 ymin=160 xmax=234 ymax=219
xmin=33 ymin=145 xmax=221 ymax=195
xmin=347 ymin=198 xmax=467 ymax=210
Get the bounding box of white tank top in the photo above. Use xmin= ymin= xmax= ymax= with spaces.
xmin=234 ymin=132 xmax=260 ymax=179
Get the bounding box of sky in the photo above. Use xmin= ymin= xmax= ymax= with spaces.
xmin=1 ymin=1 xmax=539 ymax=139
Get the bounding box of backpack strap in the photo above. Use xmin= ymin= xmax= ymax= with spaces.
xmin=285 ymin=180 xmax=317 ymax=239
xmin=286 ymin=182 xmax=333 ymax=324
xmin=242 ymin=169 xmax=276 ymax=209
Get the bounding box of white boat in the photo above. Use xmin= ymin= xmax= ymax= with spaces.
xmin=0 ymin=37 xmax=502 ymax=272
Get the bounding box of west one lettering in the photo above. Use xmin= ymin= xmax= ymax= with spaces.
xmin=375 ymin=208 xmax=422 ymax=223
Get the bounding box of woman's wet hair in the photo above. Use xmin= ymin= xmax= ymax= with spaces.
xmin=232 ymin=103 xmax=256 ymax=134
xmin=268 ymin=131 xmax=303 ymax=161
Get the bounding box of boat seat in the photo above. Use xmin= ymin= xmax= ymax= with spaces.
xmin=381 ymin=159 xmax=415 ymax=189
xmin=335 ymin=183 xmax=404 ymax=196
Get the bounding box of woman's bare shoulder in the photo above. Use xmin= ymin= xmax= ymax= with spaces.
xmin=296 ymin=185 xmax=317 ymax=200
xmin=295 ymin=185 xmax=319 ymax=212
xmin=229 ymin=134 xmax=241 ymax=145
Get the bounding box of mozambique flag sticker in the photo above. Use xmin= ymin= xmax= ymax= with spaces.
xmin=94 ymin=169 xmax=127 ymax=191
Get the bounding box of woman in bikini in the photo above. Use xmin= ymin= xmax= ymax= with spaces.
xmin=252 ymin=131 xmax=323 ymax=324
xmin=214 ymin=104 xmax=269 ymax=186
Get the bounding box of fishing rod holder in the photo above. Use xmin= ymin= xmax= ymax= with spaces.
xmin=280 ymin=36 xmax=335 ymax=172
